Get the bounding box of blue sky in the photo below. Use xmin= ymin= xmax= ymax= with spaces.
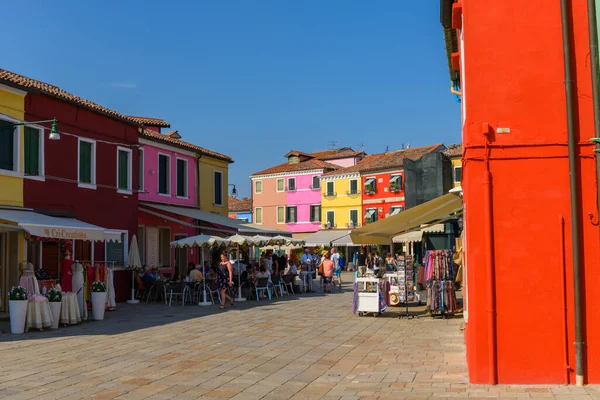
xmin=2 ymin=1 xmax=460 ymax=198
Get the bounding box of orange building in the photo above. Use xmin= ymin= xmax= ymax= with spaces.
xmin=442 ymin=0 xmax=600 ymax=385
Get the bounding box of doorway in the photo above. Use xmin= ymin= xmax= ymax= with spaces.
xmin=174 ymin=234 xmax=188 ymax=278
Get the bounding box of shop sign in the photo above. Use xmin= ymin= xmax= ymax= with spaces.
xmin=43 ymin=228 xmax=87 ymax=240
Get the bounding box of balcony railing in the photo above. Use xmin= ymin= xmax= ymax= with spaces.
xmin=346 ymin=190 xmax=361 ymax=195
xmin=324 ymin=191 xmax=337 ymax=198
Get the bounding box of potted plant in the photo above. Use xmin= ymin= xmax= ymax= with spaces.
xmin=45 ymin=288 xmax=62 ymax=329
xmin=9 ymin=286 xmax=28 ymax=334
xmin=91 ymin=281 xmax=107 ymax=321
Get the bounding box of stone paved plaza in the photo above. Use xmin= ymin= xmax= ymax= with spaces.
xmin=0 ymin=273 xmax=598 ymax=400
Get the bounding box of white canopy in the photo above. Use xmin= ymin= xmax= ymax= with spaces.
xmin=227 ymin=234 xmax=259 ymax=246
xmin=303 ymin=230 xmax=352 ymax=247
xmin=170 ymin=234 xmax=232 ymax=248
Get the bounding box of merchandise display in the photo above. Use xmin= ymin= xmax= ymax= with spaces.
xmin=353 ymin=277 xmax=388 ymax=316
xmin=424 ymin=250 xmax=458 ymax=315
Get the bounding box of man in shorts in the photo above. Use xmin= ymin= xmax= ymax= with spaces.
xmin=357 ymin=249 xmax=367 ymax=277
xmin=330 ymin=248 xmax=342 ymax=289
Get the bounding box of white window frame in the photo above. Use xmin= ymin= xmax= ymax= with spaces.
xmin=312 ymin=176 xmax=320 ymax=189
xmin=0 ymin=115 xmax=20 ymax=177
xmin=365 ymin=177 xmax=376 ymax=194
xmin=326 ymin=181 xmax=335 ymax=196
xmin=454 ymin=166 xmax=462 ymax=183
xmin=276 ymin=178 xmax=285 ymax=192
xmin=138 ymin=148 xmax=144 ymax=192
xmin=276 ymin=206 xmax=285 ymax=224
xmin=349 ymin=209 xmax=359 ymax=228
xmin=78 ymin=138 xmax=96 ymax=189
xmin=326 ymin=210 xmax=335 ymax=228
xmin=23 ymin=124 xmax=45 ymax=181
xmin=213 ymin=170 xmax=224 ymax=206
xmin=390 ymin=174 xmax=402 ymax=191
xmin=176 ymin=157 xmax=188 ymax=198
xmin=254 ymin=180 xmax=263 ymax=194
xmin=365 ymin=208 xmax=377 ymax=223
xmin=288 ymin=177 xmax=296 ymax=191
xmin=310 ymin=204 xmax=321 ymax=223
xmin=390 ymin=205 xmax=404 ymax=216
xmin=157 ymin=152 xmax=171 ymax=196
xmin=255 ymin=207 xmax=263 ymax=224
xmin=116 ymin=146 xmax=133 ymax=194
xmin=104 ymin=230 xmax=129 ymax=270
xmin=286 ymin=206 xmax=297 ymax=223
xmin=349 ymin=179 xmax=359 ymax=195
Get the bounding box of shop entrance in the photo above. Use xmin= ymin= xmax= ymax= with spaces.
xmin=0 ymin=231 xmax=20 ymax=313
xmin=174 ymin=234 xmax=188 ymax=278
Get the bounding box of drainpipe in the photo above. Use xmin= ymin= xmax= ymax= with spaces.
xmin=481 ymin=133 xmax=497 ymax=384
xmin=196 ymin=155 xmax=202 ymax=236
xmin=560 ymin=0 xmax=584 ymax=386
xmin=587 ymin=0 xmax=600 ymax=220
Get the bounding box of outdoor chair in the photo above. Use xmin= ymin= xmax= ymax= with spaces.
xmin=146 ymin=281 xmax=167 ymax=305
xmin=167 ymin=282 xmax=190 ymax=307
xmin=272 ymin=275 xmax=288 ymax=297
xmin=283 ymin=274 xmax=296 ymax=295
xmin=255 ymin=278 xmax=272 ymax=301
xmin=135 ymin=274 xmax=147 ymax=301
xmin=208 ymin=281 xmax=221 ymax=305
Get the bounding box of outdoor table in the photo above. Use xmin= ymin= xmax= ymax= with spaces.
xmin=26 ymin=295 xmax=53 ymax=331
xmin=60 ymin=292 xmax=81 ymax=325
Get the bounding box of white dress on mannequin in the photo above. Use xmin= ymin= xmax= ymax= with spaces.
xmin=19 ymin=262 xmax=40 ymax=296
xmin=106 ymin=267 xmax=116 ymax=310
xmin=71 ymin=262 xmax=87 ymax=319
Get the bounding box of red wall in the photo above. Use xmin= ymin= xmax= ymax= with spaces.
xmin=361 ymin=171 xmax=405 ymax=223
xmin=460 ymin=0 xmax=600 ymax=384
xmin=23 ymin=93 xmax=139 ymax=302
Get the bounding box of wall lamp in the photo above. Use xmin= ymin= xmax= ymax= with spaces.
xmin=11 ymin=118 xmax=60 ymax=140
xmin=229 ymin=184 xmax=238 ymax=198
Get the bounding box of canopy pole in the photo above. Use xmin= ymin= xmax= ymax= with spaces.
xmin=198 ymin=247 xmax=211 ymax=306
xmin=235 ymin=244 xmax=247 ymax=302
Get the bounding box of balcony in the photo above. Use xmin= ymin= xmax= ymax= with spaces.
xmin=323 ymin=192 xmax=337 ymax=198
xmin=323 ymin=222 xmax=337 ymax=229
xmin=389 ymin=186 xmax=402 ymax=193
xmin=346 ymin=190 xmax=361 ymax=196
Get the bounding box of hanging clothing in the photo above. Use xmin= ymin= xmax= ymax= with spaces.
xmin=106 ymin=267 xmax=116 ymax=310
xmin=20 ymin=262 xmax=40 ymax=296
xmin=72 ymin=262 xmax=87 ymax=319
xmin=61 ymin=258 xmax=73 ymax=292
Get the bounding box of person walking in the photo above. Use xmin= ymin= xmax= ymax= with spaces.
xmin=330 ymin=248 xmax=342 ymax=289
xmin=385 ymin=253 xmax=397 ymax=271
xmin=320 ymin=251 xmax=335 ymax=293
xmin=357 ymin=249 xmax=367 ymax=277
xmin=217 ymin=253 xmax=234 ymax=309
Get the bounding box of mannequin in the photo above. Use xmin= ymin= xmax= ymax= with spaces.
xmin=71 ymin=260 xmax=87 ymax=319
xmin=19 ymin=261 xmax=40 ymax=296
xmin=61 ymin=251 xmax=73 ymax=292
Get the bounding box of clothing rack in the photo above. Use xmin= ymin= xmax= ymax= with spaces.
xmin=424 ymin=250 xmax=457 ymax=317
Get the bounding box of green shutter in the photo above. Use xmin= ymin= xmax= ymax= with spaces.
xmin=118 ymin=150 xmax=129 ymax=190
xmin=0 ymin=122 xmax=14 ymax=171
xmin=177 ymin=159 xmax=186 ymax=196
xmin=79 ymin=141 xmax=92 ymax=183
xmin=24 ymin=127 xmax=40 ymax=176
xmin=159 ymin=155 xmax=168 ymax=194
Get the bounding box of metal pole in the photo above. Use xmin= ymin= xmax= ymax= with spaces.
xmin=235 ymin=243 xmax=247 ymax=302
xmin=198 ymin=246 xmax=211 ymax=306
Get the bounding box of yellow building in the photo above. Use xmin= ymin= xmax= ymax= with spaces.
xmin=320 ymin=171 xmax=363 ymax=229
xmin=444 ymin=144 xmax=462 ymax=188
xmin=198 ymin=155 xmax=232 ymax=216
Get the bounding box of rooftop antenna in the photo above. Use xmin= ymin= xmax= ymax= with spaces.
xmin=327 ymin=141 xmax=338 ymax=149
xmin=358 ymin=142 xmax=364 ymax=152
xmin=401 ymin=143 xmax=405 ymax=149
xmin=385 ymin=145 xmax=389 ymax=152
xmin=406 ymin=143 xmax=411 ymax=149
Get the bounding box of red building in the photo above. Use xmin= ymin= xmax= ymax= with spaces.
xmin=442 ymin=0 xmax=600 ymax=385
xmin=357 ymin=145 xmax=445 ymax=225
xmin=1 ymin=70 xmax=140 ymax=302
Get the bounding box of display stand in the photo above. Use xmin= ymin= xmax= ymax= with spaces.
xmin=397 ymin=255 xmax=417 ymax=319
xmin=356 ymin=277 xmax=383 ymax=317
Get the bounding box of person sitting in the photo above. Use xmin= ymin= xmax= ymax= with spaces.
xmin=241 ymin=265 xmax=253 ymax=282
xmin=255 ymin=265 xmax=272 ymax=284
xmin=208 ymin=265 xmax=218 ymax=279
xmin=284 ymin=258 xmax=298 ymax=276
xmin=189 ymin=264 xmax=203 ymax=281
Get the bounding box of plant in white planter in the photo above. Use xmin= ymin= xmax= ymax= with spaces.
xmin=45 ymin=288 xmax=62 ymax=329
xmin=9 ymin=286 xmax=28 ymax=334
xmin=91 ymin=281 xmax=107 ymax=321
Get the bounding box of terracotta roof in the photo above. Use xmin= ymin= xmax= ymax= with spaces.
xmin=311 ymin=147 xmax=365 ymax=160
xmin=126 ymin=116 xmax=171 ymax=128
xmin=284 ymin=150 xmax=314 ymax=158
xmin=252 ymin=158 xmax=340 ymax=176
xmin=0 ymin=68 xmax=138 ymax=126
xmin=165 ymin=130 xmax=181 ymax=139
xmin=323 ymin=144 xmax=445 ymax=176
xmin=443 ymin=143 xmax=462 ymax=158
xmin=140 ymin=128 xmax=233 ymax=163
xmin=229 ymin=197 xmax=252 ymax=212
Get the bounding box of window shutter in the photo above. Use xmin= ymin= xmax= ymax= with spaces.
xmin=24 ymin=127 xmax=39 ymax=176
xmin=177 ymin=159 xmax=186 ymax=196
xmin=159 ymin=155 xmax=168 ymax=194
xmin=118 ymin=150 xmax=129 ymax=190
xmin=79 ymin=142 xmax=92 ymax=183
xmin=214 ymin=171 xmax=223 ymax=204
xmin=138 ymin=149 xmax=144 ymax=190
xmin=350 ymin=180 xmax=357 ymax=194
xmin=0 ymin=122 xmax=14 ymax=171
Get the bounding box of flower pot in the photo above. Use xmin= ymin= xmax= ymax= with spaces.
xmin=49 ymin=301 xmax=61 ymax=329
xmin=9 ymin=300 xmax=28 ymax=334
xmin=91 ymin=292 xmax=107 ymax=321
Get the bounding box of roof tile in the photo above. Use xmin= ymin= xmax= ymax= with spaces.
xmin=140 ymin=128 xmax=233 ymax=163
xmin=252 ymin=158 xmax=340 ymax=176
xmin=443 ymin=143 xmax=462 ymax=158
xmin=126 ymin=116 xmax=171 ymax=128
xmin=229 ymin=197 xmax=252 ymax=212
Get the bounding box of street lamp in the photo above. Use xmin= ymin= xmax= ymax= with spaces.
xmin=229 ymin=184 xmax=237 ymax=198
xmin=11 ymin=118 xmax=60 ymax=140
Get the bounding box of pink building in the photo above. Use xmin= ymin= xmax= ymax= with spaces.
xmin=251 ymin=148 xmax=364 ymax=239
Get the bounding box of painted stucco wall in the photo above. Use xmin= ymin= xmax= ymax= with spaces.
xmin=199 ymin=157 xmax=229 ymax=216
xmin=451 ymin=157 xmax=462 ymax=187
xmin=327 ymin=157 xmax=357 ymax=168
xmin=361 ymin=170 xmax=405 ymax=224
xmin=251 ymin=176 xmax=286 ymax=228
xmin=286 ymin=173 xmax=322 ymax=233
xmin=0 ymin=85 xmax=25 ymax=207
xmin=320 ymin=174 xmax=362 ymax=229
xmin=139 ymin=140 xmax=197 ymax=207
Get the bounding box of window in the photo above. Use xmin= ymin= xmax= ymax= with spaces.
xmin=176 ymin=158 xmax=187 ymax=197
xmin=214 ymin=170 xmax=223 ymax=205
xmin=349 ymin=210 xmax=359 ymax=227
xmin=454 ymin=166 xmax=462 ymax=183
xmin=277 ymin=206 xmax=285 ymax=224
xmin=255 ymin=180 xmax=263 ymax=194
xmin=326 ymin=181 xmax=335 ymax=197
xmin=276 ymin=178 xmax=285 ymax=192
xmin=286 ymin=206 xmax=297 ymax=223
xmin=158 ymin=227 xmax=171 ymax=267
xmin=158 ymin=154 xmax=170 ymax=195
xmin=106 ymin=233 xmax=127 ymax=267
xmin=349 ymin=179 xmax=358 ymax=195
xmin=312 ymin=176 xmax=320 ymax=189
xmin=288 ymin=177 xmax=296 ymax=191
xmin=390 ymin=174 xmax=402 ymax=191
xmin=117 ymin=147 xmax=132 ymax=192
xmin=310 ymin=205 xmax=321 ymax=222
xmin=364 ymin=177 xmax=376 ymax=194
xmin=390 ymin=206 xmax=404 ymax=216
xmin=138 ymin=149 xmax=144 ymax=191
xmin=326 ymin=211 xmax=335 ymax=228
xmin=78 ymin=138 xmax=96 ymax=187
xmin=0 ymin=120 xmax=16 ymax=172
xmin=365 ymin=208 xmax=378 ymax=224
xmin=255 ymin=207 xmax=263 ymax=224
xmin=24 ymin=126 xmax=42 ymax=177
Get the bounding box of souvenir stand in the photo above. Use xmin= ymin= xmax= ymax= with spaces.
xmin=354 ymin=277 xmax=387 ymax=317
xmin=394 ymin=255 xmax=418 ymax=319
xmin=423 ymin=249 xmax=458 ymax=317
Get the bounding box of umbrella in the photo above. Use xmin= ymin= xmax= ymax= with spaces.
xmin=225 ymin=234 xmax=258 ymax=302
xmin=126 ymin=234 xmax=142 ymax=304
xmin=170 ymin=234 xmax=232 ymax=306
